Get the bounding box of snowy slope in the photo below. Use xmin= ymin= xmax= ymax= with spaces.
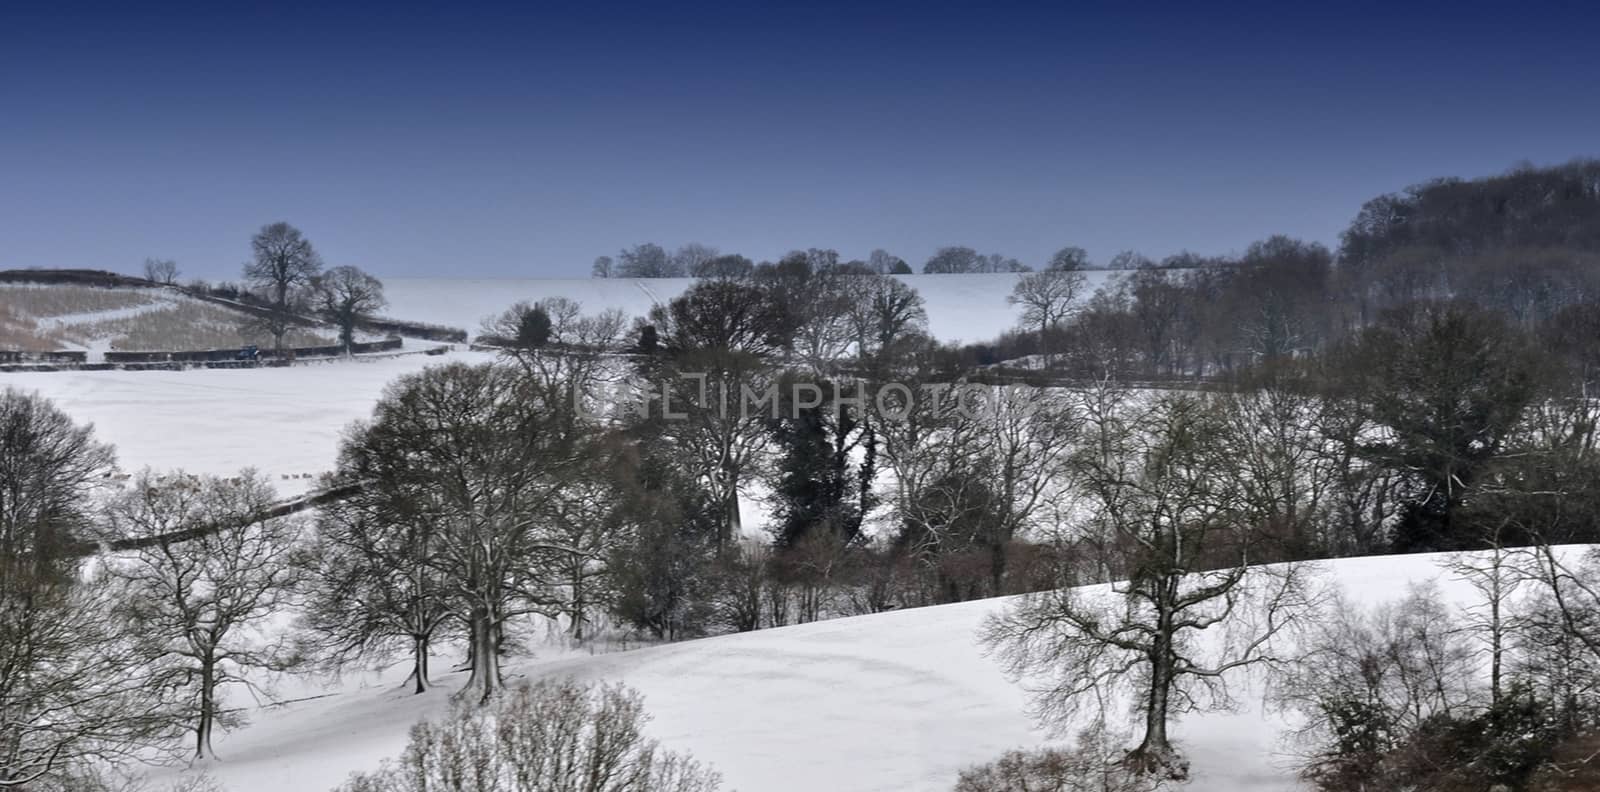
xmin=0 ymin=350 xmax=497 ymax=495
xmin=381 ymin=272 xmax=1127 ymax=345
xmin=141 ymin=549 xmax=1534 ymax=792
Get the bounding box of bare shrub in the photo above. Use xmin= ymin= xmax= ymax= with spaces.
xmin=1272 ymin=583 xmax=1479 ymax=790
xmin=954 ymin=725 xmax=1163 ymax=792
xmin=333 ymin=678 xmax=723 ymax=792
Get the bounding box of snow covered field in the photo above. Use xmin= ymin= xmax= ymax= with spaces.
xmin=381 ymin=272 xmax=1127 ymax=345
xmin=0 ymin=350 xmax=497 ymax=496
xmin=131 ymin=549 xmax=1528 ymax=792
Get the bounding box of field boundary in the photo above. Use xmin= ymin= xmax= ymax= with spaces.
xmin=0 ymin=343 xmax=452 ymax=374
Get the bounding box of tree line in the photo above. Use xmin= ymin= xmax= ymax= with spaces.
xmin=588 ymin=241 xmax=1111 ymax=278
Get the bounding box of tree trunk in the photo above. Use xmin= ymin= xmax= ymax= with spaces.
xmin=722 ymin=481 xmax=741 ymax=552
xmin=410 ymin=634 xmax=430 ymax=695
xmin=1126 ymin=633 xmax=1188 ymax=779
xmin=571 ymin=568 xmax=586 ymax=642
xmin=464 ymin=604 xmax=500 ymax=704
xmin=195 ymin=661 xmax=216 ymax=760
xmin=989 ymin=536 xmax=1007 ymax=597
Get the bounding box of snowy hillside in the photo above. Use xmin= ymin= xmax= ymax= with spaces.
xmin=135 ymin=549 xmax=1534 ymax=792
xmin=0 ymin=350 xmax=497 ymax=496
xmin=381 ymin=272 xmax=1127 ymax=345
xmin=0 ymin=282 xmax=337 ymax=359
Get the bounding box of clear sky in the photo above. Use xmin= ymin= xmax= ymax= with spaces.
xmin=3 ymin=0 xmax=1597 ymax=278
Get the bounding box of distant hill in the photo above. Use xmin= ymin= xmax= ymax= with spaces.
xmin=1342 ymin=159 xmax=1600 ymax=265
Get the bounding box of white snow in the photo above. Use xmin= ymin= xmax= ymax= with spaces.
xmin=135 ymin=549 xmax=1536 ymax=792
xmin=0 ymin=349 xmax=497 ymax=496
xmin=381 ymin=272 xmax=1126 ymax=345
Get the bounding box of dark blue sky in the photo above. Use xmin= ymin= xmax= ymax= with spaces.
xmin=3 ymin=1 xmax=1597 ymax=278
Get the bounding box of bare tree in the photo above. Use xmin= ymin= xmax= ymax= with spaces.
xmin=591 ymin=255 xmax=614 ymax=278
xmin=867 ymin=248 xmax=906 ymax=274
xmin=0 ymin=570 xmax=181 ymax=787
xmin=1009 ymin=268 xmax=1087 ymax=365
xmin=617 ymin=243 xmax=683 ymax=278
xmin=981 ymin=252 xmax=1029 ymax=272
xmin=982 ymin=393 xmax=1316 ymax=779
xmin=143 ymin=257 xmax=180 ymax=285
xmin=1444 ymin=529 xmax=1528 ymax=706
xmin=1272 ymin=584 xmax=1478 ymax=790
xmin=1 ymin=389 xmax=177 ymax=787
xmin=923 ymin=246 xmax=982 ymax=273
xmin=345 ymin=363 xmax=595 ymax=703
xmin=1048 ymin=246 xmax=1092 ymax=271
xmin=1219 ymin=383 xmax=1340 ymax=560
xmin=482 ymin=297 xmax=626 ymax=401
xmin=696 ymin=253 xmax=755 ymax=280
xmin=754 ymin=254 xmax=856 ymax=369
xmin=846 ymin=274 xmax=927 ymax=367
xmin=243 ymin=222 xmax=323 ymax=350
xmin=545 ymin=444 xmax=627 ymax=642
xmin=106 ymin=470 xmax=306 ymax=760
xmin=643 ymin=280 xmax=788 ymax=549
xmin=297 ymin=485 xmax=451 ymax=694
xmin=673 ymin=242 xmax=720 ymax=277
xmin=315 ymin=265 xmax=387 ymax=352
xmin=981 ymin=384 xmax=1076 ymax=592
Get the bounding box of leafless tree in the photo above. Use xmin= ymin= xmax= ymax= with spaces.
xmin=672 ymin=242 xmax=720 ymax=277
xmin=846 ymin=274 xmax=927 ymax=367
xmin=1219 ymin=383 xmax=1340 ymax=560
xmin=483 ymin=297 xmax=627 ymax=401
xmin=923 ymin=246 xmax=982 ymax=273
xmin=591 ymin=255 xmax=614 ymax=278
xmin=754 ymin=254 xmax=856 ymax=369
xmin=982 ymin=393 xmax=1317 ymax=780
xmin=0 ymin=570 xmax=182 ymax=787
xmin=1272 ymin=584 xmax=1478 ymax=789
xmin=297 ymin=485 xmax=451 ymax=695
xmin=344 ymin=363 xmax=595 ymax=703
xmin=867 ymin=248 xmax=905 ymax=274
xmin=143 ymin=257 xmax=180 ymax=285
xmin=617 ymin=243 xmax=682 ymax=278
xmin=315 ymin=265 xmax=387 ymax=352
xmin=970 ymin=384 xmax=1077 ymax=593
xmin=1443 ymin=529 xmax=1528 ymax=706
xmin=643 ymin=280 xmax=787 ymax=549
xmin=1 ymin=391 xmax=177 ymax=787
xmin=105 ymin=470 xmax=306 ymax=760
xmin=544 ymin=436 xmax=633 ymax=642
xmin=243 ymin=222 xmax=323 ymax=350
xmin=1048 ymin=246 xmax=1092 ymax=271
xmin=1010 ymin=268 xmax=1087 ymax=365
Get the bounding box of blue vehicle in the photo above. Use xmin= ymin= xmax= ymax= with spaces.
xmin=236 ymin=345 xmax=259 ymax=361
